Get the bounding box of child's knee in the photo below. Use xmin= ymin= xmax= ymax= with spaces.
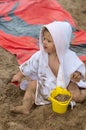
xmin=72 ymin=94 xmax=80 ymax=102
xmin=72 ymin=92 xmax=83 ymax=103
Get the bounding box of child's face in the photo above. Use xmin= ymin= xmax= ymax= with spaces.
xmin=42 ymin=30 xmax=56 ymax=54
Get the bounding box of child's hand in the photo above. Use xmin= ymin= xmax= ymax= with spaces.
xmin=71 ymin=71 xmax=82 ymax=82
xmin=11 ymin=74 xmax=20 ymax=83
xmin=11 ymin=71 xmax=23 ymax=83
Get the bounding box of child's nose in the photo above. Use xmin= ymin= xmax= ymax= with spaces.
xmin=43 ymin=39 xmax=47 ymax=44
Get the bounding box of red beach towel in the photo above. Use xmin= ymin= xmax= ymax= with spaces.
xmin=0 ymin=0 xmax=86 ymax=64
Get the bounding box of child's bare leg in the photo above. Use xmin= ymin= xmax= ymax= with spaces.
xmin=68 ymin=81 xmax=86 ymax=103
xmin=10 ymin=80 xmax=37 ymax=114
xmin=79 ymin=89 xmax=86 ymax=102
xmin=79 ymin=60 xmax=86 ymax=101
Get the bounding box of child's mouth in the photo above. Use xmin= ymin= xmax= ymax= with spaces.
xmin=44 ymin=46 xmax=47 ymax=49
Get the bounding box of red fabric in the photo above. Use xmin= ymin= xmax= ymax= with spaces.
xmin=0 ymin=0 xmax=86 ymax=64
xmin=79 ymin=55 xmax=86 ymax=61
xmin=72 ymin=30 xmax=86 ymax=45
xmin=0 ymin=30 xmax=39 ymax=64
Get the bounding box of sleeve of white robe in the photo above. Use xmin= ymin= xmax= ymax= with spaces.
xmin=19 ymin=51 xmax=40 ymax=80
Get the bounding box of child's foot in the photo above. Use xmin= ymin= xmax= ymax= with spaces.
xmin=10 ymin=106 xmax=30 ymax=115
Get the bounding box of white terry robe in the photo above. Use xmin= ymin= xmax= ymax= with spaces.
xmin=20 ymin=21 xmax=86 ymax=105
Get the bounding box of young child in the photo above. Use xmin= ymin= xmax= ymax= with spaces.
xmin=10 ymin=21 xmax=86 ymax=114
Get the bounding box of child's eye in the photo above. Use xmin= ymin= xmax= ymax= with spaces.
xmin=43 ymin=37 xmax=45 ymax=40
xmin=48 ymin=40 xmax=51 ymax=42
xmin=42 ymin=37 xmax=45 ymax=41
xmin=43 ymin=37 xmax=52 ymax=43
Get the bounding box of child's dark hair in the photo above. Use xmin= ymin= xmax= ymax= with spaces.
xmin=42 ymin=27 xmax=49 ymax=34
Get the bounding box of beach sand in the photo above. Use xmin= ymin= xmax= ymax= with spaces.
xmin=0 ymin=0 xmax=86 ymax=130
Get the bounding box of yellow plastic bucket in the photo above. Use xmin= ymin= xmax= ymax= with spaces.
xmin=48 ymin=87 xmax=72 ymax=114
